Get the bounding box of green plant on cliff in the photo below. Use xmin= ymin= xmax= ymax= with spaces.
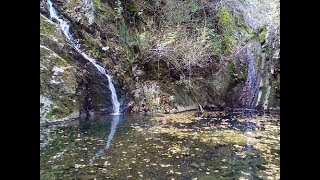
xmin=93 ymin=0 xmax=116 ymax=20
xmin=117 ymin=22 xmax=136 ymax=61
xmin=190 ymin=0 xmax=200 ymax=14
xmin=115 ymin=0 xmax=124 ymax=20
xmin=217 ymin=7 xmax=237 ymax=54
xmin=258 ymin=25 xmax=267 ymax=43
xmin=203 ymin=27 xmax=223 ymax=56
xmin=138 ymin=31 xmax=149 ymax=52
xmin=84 ymin=37 xmax=103 ymax=58
xmin=227 ymin=62 xmax=236 ymax=79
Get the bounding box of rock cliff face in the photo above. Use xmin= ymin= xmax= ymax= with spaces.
xmin=40 ymin=0 xmax=279 ymax=121
xmin=40 ymin=14 xmax=79 ymax=121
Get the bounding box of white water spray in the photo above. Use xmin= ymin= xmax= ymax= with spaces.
xmin=47 ymin=0 xmax=120 ymax=114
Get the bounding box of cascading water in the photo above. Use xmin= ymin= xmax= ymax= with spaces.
xmin=47 ymin=0 xmax=122 ymax=163
xmin=240 ymin=49 xmax=260 ymax=108
xmin=47 ymin=0 xmax=120 ymax=114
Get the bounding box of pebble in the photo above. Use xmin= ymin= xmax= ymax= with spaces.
xmin=191 ymin=162 xmax=200 ymax=168
xmin=74 ymin=164 xmax=86 ymax=168
xmin=104 ymin=161 xmax=111 ymax=166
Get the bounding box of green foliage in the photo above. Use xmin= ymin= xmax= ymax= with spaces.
xmin=204 ymin=28 xmax=223 ymax=55
xmin=118 ymin=23 xmax=135 ymax=48
xmin=138 ymin=31 xmax=149 ymax=51
xmin=217 ymin=7 xmax=237 ymax=54
xmin=162 ymin=1 xmax=192 ymax=25
xmin=117 ymin=22 xmax=148 ymax=62
xmin=217 ymin=7 xmax=236 ymax=31
xmin=115 ymin=0 xmax=124 ymax=19
xmin=45 ymin=108 xmax=55 ymax=120
xmin=259 ymin=26 xmax=267 ymax=43
xmin=190 ymin=0 xmax=200 ymax=14
xmin=93 ymin=0 xmax=105 ymax=12
xmin=84 ymin=37 xmax=102 ymax=58
xmin=226 ymin=62 xmax=236 ymax=78
xmin=93 ymin=0 xmax=116 ymax=20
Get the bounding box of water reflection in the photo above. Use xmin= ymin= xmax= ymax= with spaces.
xmin=79 ymin=117 xmax=92 ymax=133
xmin=89 ymin=115 xmax=122 ymax=164
xmin=106 ymin=115 xmax=121 ymax=148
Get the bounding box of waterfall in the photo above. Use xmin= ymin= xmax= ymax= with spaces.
xmin=240 ymin=49 xmax=260 ymax=108
xmin=47 ymin=0 xmax=120 ymax=114
xmin=246 ymin=49 xmax=260 ymax=108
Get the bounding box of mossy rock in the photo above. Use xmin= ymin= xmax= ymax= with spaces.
xmin=40 ymin=14 xmax=57 ymax=35
xmin=217 ymin=7 xmax=237 ymax=54
xmin=40 ymin=45 xmax=79 ymax=121
xmin=40 ymin=14 xmax=66 ymax=44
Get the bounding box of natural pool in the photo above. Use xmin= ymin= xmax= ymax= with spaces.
xmin=40 ymin=111 xmax=280 ymax=179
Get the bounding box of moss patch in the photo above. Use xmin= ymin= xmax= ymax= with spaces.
xmin=40 ymin=46 xmax=79 ymax=121
xmin=227 ymin=62 xmax=236 ymax=79
xmin=40 ymin=14 xmax=59 ymax=35
xmin=217 ymin=7 xmax=237 ymax=54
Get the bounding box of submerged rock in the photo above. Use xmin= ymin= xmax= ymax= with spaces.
xmin=191 ymin=162 xmax=200 ymax=168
